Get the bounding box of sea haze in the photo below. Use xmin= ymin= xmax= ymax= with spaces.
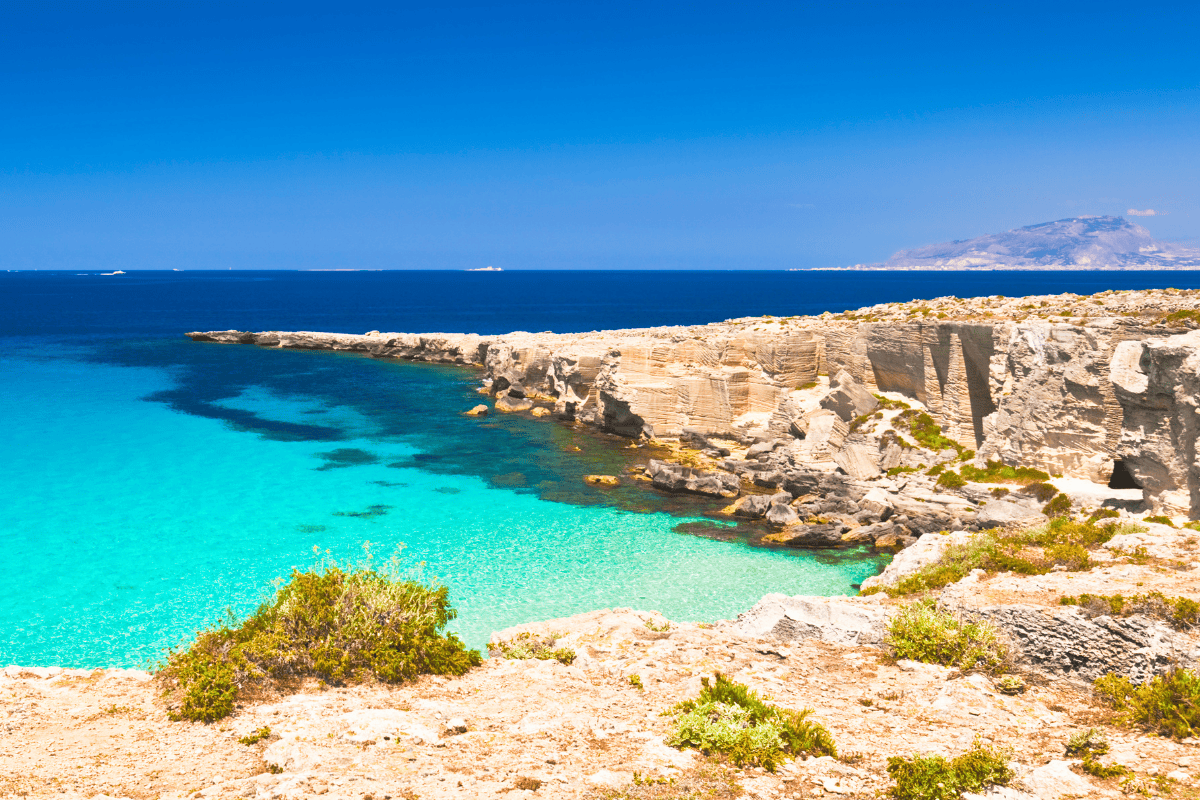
xmin=4 ymin=270 xmax=1200 ymax=668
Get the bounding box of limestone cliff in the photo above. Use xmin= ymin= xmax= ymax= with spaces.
xmin=188 ymin=288 xmax=1200 ymax=518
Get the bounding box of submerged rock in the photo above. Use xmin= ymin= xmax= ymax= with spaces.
xmin=645 ymin=459 xmax=739 ymax=498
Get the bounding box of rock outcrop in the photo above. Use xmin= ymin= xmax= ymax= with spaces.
xmin=1112 ymin=329 xmax=1200 ymax=516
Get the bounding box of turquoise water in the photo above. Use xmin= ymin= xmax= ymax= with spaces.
xmin=1 ymin=336 xmax=885 ymax=668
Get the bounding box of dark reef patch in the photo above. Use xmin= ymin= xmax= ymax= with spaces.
xmin=433 ymin=487 xmax=462 ymax=495
xmin=370 ymin=480 xmax=408 ymax=488
xmin=296 ymin=524 xmax=327 ymax=533
xmin=313 ymin=448 xmax=380 ymax=471
xmin=332 ymin=504 xmax=392 ymax=519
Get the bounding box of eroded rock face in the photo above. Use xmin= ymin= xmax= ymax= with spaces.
xmin=645 ymin=459 xmax=740 ymax=498
xmin=1112 ymin=329 xmax=1200 ymax=516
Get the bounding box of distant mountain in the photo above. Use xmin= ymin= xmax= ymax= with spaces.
xmin=862 ymin=216 xmax=1200 ymax=270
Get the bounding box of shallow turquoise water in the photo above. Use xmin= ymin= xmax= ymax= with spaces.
xmin=1 ymin=336 xmax=886 ymax=668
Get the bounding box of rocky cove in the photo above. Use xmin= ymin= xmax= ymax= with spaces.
xmin=5 ymin=289 xmax=1200 ymax=800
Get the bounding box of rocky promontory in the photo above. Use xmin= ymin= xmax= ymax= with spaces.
xmin=190 ymin=288 xmax=1200 ymax=526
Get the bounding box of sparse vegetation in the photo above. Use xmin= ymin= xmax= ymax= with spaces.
xmin=1059 ymin=592 xmax=1198 ymax=630
xmin=995 ymin=675 xmax=1025 ymax=695
xmin=796 ymin=381 xmax=818 ymax=391
xmin=873 ymin=394 xmax=912 ymax=411
xmin=959 ymin=460 xmax=1050 ymax=485
xmin=630 ymin=674 xmax=644 ymax=690
xmin=887 ymin=739 xmax=1013 ymax=800
xmin=238 ymin=726 xmax=272 ymax=745
xmin=489 ymin=632 xmax=577 ymax=665
xmin=1145 ymin=515 xmax=1176 ymax=527
xmin=897 ymin=411 xmax=964 ymax=456
xmin=1160 ymin=309 xmax=1200 ymax=327
xmin=861 ymin=517 xmax=1142 ymax=598
xmin=1065 ymin=727 xmax=1108 ymax=757
xmin=157 ymin=546 xmax=481 ymax=723
xmin=887 ymin=465 xmax=919 ymax=477
xmin=884 ymin=600 xmax=1008 ymax=674
xmin=1094 ymin=668 xmax=1200 ymax=739
xmin=592 ymin=760 xmax=743 ymax=800
xmin=667 ymin=674 xmax=836 ymax=771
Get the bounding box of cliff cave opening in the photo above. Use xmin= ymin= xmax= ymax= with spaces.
xmin=1108 ymin=459 xmax=1141 ymax=490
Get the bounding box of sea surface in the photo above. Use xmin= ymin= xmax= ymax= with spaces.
xmin=4 ymin=269 xmax=1199 ymax=668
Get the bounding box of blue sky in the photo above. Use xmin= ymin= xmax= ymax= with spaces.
xmin=1 ymin=1 xmax=1197 ymax=270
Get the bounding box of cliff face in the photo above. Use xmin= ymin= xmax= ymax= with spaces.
xmin=187 ymin=288 xmax=1200 ymax=518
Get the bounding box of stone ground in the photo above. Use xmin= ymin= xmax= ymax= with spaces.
xmin=4 ymin=608 xmax=1199 ymax=800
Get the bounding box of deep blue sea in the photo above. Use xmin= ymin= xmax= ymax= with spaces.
xmin=4 ymin=269 xmax=1199 ymax=668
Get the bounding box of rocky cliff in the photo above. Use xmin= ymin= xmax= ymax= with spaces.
xmin=188 ymin=288 xmax=1200 ymax=519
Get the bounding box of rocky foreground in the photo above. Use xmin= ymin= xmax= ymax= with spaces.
xmin=5 ymin=512 xmax=1199 ymax=800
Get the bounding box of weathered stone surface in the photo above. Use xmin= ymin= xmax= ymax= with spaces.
xmin=730 ymin=593 xmax=889 ymax=647
xmin=464 ymin=404 xmax=489 ymax=416
xmin=769 ymin=522 xmax=848 ymax=548
xmin=976 ymin=497 xmax=1045 ymax=528
xmin=1113 ymin=329 xmax=1200 ymax=517
xmin=820 ymin=370 xmax=879 ymax=422
xmin=645 ymin=459 xmax=739 ymax=498
xmin=584 ymin=475 xmax=620 ymax=487
xmin=764 ymin=502 xmax=799 ymax=526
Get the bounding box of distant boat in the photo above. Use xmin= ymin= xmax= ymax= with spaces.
xmin=466 ymin=266 xmax=502 ymax=272
xmin=100 ymin=270 xmax=126 ymax=276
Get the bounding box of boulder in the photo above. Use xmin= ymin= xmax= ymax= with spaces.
xmin=769 ymin=523 xmax=847 ymax=547
xmin=858 ymin=488 xmax=894 ymax=520
xmin=531 ymin=406 xmax=551 ymax=417
xmin=464 ymin=404 xmax=489 ymax=416
xmin=745 ymin=439 xmax=781 ymax=460
xmin=584 ymin=475 xmax=620 ymax=487
xmin=765 ymin=502 xmax=799 ymax=526
xmin=820 ymin=369 xmax=879 ymax=422
xmin=833 ymin=442 xmax=881 ymax=480
xmin=495 ymin=395 xmax=534 ymax=413
xmin=732 ymin=494 xmax=773 ymax=519
xmin=645 ymin=459 xmax=740 ymax=499
xmin=679 ymin=427 xmax=711 ymax=448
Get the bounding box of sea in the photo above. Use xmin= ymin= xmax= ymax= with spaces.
xmin=4 ymin=269 xmax=1199 ymax=669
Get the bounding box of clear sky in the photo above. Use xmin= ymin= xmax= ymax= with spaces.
xmin=2 ymin=1 xmax=1197 ymax=270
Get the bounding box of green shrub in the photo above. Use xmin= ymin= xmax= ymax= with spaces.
xmin=1183 ymin=521 xmax=1200 ymax=532
xmin=1087 ymin=508 xmax=1120 ymax=524
xmin=668 ymin=674 xmax=835 ymax=770
xmin=888 ymin=465 xmax=919 ymax=477
xmin=936 ymin=470 xmax=965 ymax=490
xmin=873 ymin=394 xmax=912 ymax=411
xmin=1042 ymin=493 xmax=1072 ymax=518
xmin=489 ymin=632 xmax=576 ymax=665
xmin=1065 ymin=727 xmax=1108 ymax=757
xmin=630 ymin=674 xmax=644 ymax=690
xmin=989 ymin=487 xmax=1010 ymax=498
xmin=1095 ymin=668 xmax=1200 ymax=739
xmin=887 ymin=739 xmax=1013 ymax=800
xmin=959 ymin=460 xmax=1050 ymax=485
xmin=885 ymin=601 xmax=1008 ymax=673
xmin=1021 ymin=482 xmax=1059 ymax=503
xmin=1145 ymin=515 xmax=1176 ymax=528
xmin=1060 ymin=592 xmax=1198 ymax=630
xmin=1081 ymin=755 xmax=1130 ymax=779
xmin=897 ymin=411 xmax=964 ymax=456
xmin=927 ymin=464 xmax=944 ymax=477
xmin=995 ymin=675 xmax=1025 ymax=695
xmin=157 ymin=547 xmax=480 ymax=723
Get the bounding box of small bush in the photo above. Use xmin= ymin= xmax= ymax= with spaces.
xmin=1065 ymin=727 xmax=1108 ymax=757
xmin=1021 ymin=482 xmax=1059 ymax=503
xmin=995 ymin=675 xmax=1025 ymax=695
xmin=1087 ymin=508 xmax=1120 ymax=524
xmin=1060 ymin=592 xmax=1198 ymax=630
xmin=1081 ymin=755 xmax=1130 ymax=779
xmin=630 ymin=674 xmax=644 ymax=690
xmin=989 ymin=487 xmax=1010 ymax=498
xmin=888 ymin=465 xmax=919 ymax=477
xmin=667 ymin=674 xmax=835 ymax=770
xmin=885 ymin=601 xmax=1008 ymax=673
xmin=927 ymin=464 xmax=944 ymax=477
xmin=157 ymin=547 xmax=480 ymax=723
xmin=887 ymin=739 xmax=1013 ymax=800
xmin=1145 ymin=515 xmax=1176 ymax=527
xmin=489 ymin=632 xmax=576 ymax=665
xmin=936 ymin=470 xmax=965 ymax=490
xmin=1042 ymin=493 xmax=1072 ymax=518
xmin=1094 ymin=668 xmax=1200 ymax=739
